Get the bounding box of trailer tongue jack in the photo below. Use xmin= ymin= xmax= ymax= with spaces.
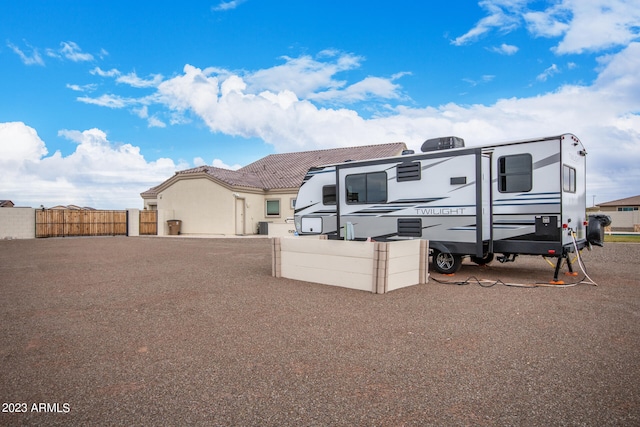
xmin=549 ymin=249 xmax=577 ymax=285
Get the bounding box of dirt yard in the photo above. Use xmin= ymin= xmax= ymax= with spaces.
xmin=1 ymin=236 xmax=639 ymax=426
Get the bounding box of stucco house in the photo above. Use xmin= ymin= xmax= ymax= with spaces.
xmin=594 ymin=195 xmax=640 ymax=232
xmin=141 ymin=143 xmax=407 ymax=236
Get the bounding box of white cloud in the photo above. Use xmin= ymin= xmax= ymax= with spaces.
xmin=309 ymin=76 xmax=404 ymax=104
xmin=524 ymin=8 xmax=570 ymax=37
xmin=91 ymin=67 xmax=121 ymax=77
xmin=456 ymin=0 xmax=640 ymax=54
xmin=246 ymin=52 xmax=364 ymax=98
xmin=0 ymin=122 xmax=48 ymax=162
xmin=77 ymin=94 xmax=136 ymax=108
xmin=147 ymin=116 xmax=166 ymax=128
xmin=193 ymin=157 xmax=206 ymax=166
xmin=59 ymin=41 xmax=94 ymax=62
xmin=7 ymin=41 xmax=44 ymax=66
xmin=133 ymin=105 xmax=149 ymax=118
xmin=536 ymin=63 xmax=560 ymax=81
xmin=66 ymin=83 xmax=98 ymax=92
xmin=193 ymin=157 xmax=240 ymax=170
xmin=212 ymin=158 xmax=242 ymax=170
xmin=212 ymin=0 xmax=246 ymax=12
xmin=489 ymin=43 xmax=519 ymax=55
xmin=116 ymin=72 xmax=164 ymax=88
xmin=551 ymin=0 xmax=640 ymax=54
xmin=0 ymin=123 xmax=180 ymax=208
xmin=451 ymin=0 xmax=524 ymax=46
xmin=463 ymin=75 xmax=496 ymax=87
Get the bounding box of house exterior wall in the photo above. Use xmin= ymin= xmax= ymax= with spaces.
xmin=592 ymin=210 xmax=640 ymax=232
xmin=154 ymin=177 xmax=298 ymax=235
xmin=143 ymin=199 xmax=157 ymax=210
xmin=158 ymin=178 xmax=236 ymax=235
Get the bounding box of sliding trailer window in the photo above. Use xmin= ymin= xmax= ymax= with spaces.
xmin=498 ymin=154 xmax=532 ymax=193
xmin=563 ymin=164 xmax=576 ymax=193
xmin=345 ymin=172 xmax=387 ymax=204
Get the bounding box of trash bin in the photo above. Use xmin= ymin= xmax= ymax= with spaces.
xmin=258 ymin=221 xmax=271 ymax=235
xmin=167 ymin=219 xmax=182 ymax=235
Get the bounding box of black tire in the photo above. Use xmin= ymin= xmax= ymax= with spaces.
xmin=432 ymin=250 xmax=463 ymax=274
xmin=471 ymin=253 xmax=494 ymax=265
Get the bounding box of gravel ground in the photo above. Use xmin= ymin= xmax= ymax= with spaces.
xmin=0 ymin=236 xmax=638 ymax=426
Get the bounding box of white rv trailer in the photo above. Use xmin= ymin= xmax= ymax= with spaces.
xmin=294 ymin=134 xmax=598 ymax=277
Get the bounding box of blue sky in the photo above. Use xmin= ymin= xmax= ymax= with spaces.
xmin=1 ymin=0 xmax=639 ymax=208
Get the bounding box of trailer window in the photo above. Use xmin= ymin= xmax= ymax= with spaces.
xmin=563 ymin=165 xmax=576 ymax=193
xmin=498 ymin=154 xmax=532 ymax=193
xmin=322 ymin=185 xmax=336 ymax=205
xmin=346 ymin=172 xmax=387 ymax=204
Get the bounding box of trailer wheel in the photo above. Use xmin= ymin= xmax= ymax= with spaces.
xmin=432 ymin=250 xmax=462 ymax=274
xmin=471 ymin=253 xmax=494 ymax=265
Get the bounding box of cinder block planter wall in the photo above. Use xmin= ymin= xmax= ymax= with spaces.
xmin=272 ymin=237 xmax=429 ymax=294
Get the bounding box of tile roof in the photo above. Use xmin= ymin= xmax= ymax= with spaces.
xmin=598 ymin=195 xmax=640 ymax=207
xmin=141 ymin=142 xmax=406 ymax=197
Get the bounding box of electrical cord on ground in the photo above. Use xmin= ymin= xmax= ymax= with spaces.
xmin=431 ymin=274 xmax=592 ymax=288
xmin=431 ymin=230 xmax=599 ymax=288
xmin=431 ymin=275 xmax=504 ymax=287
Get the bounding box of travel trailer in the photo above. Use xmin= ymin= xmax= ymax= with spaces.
xmin=294 ymin=134 xmax=604 ymax=279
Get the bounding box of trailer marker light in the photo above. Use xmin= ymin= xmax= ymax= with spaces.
xmin=562 ymin=223 xmax=569 ymax=229
xmin=548 ymin=250 xmax=556 ymax=255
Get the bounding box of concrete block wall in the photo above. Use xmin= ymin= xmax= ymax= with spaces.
xmin=126 ymin=209 xmax=140 ymax=237
xmin=0 ymin=208 xmax=36 ymax=239
xmin=267 ymin=222 xmax=297 ymax=238
xmin=272 ymin=237 xmax=429 ymax=294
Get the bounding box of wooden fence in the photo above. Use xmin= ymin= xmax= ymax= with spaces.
xmin=139 ymin=210 xmax=158 ymax=235
xmin=36 ymin=209 xmax=127 ymax=238
xmin=35 ymin=209 xmax=158 ymax=238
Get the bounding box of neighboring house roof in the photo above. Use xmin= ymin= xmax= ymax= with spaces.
xmin=0 ymin=200 xmax=14 ymax=207
xmin=598 ymin=195 xmax=640 ymax=207
xmin=49 ymin=205 xmax=96 ymax=210
xmin=142 ymin=142 xmax=407 ymax=198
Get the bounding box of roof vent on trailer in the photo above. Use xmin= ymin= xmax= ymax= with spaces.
xmin=421 ymin=136 xmax=465 ymax=152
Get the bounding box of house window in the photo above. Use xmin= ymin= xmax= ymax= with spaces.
xmin=322 ymin=185 xmax=336 ymax=205
xmin=345 ymin=172 xmax=387 ymax=204
xmin=290 ymin=198 xmax=296 ymax=209
xmin=618 ymin=207 xmax=638 ymax=211
xmin=498 ymin=154 xmax=532 ymax=193
xmin=563 ymin=164 xmax=576 ymax=193
xmin=266 ymin=199 xmax=280 ymax=217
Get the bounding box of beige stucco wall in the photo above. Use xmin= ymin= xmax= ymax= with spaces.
xmin=157 ymin=178 xmax=236 ymax=235
xmin=142 ymin=198 xmax=157 ymax=210
xmin=154 ymin=176 xmax=299 ymax=235
xmin=592 ymin=210 xmax=640 ymax=231
xmin=234 ymin=190 xmax=298 ymax=234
